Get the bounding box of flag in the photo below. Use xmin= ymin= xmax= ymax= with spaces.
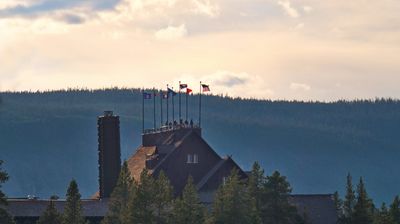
xmin=143 ymin=92 xmax=152 ymax=99
xmin=186 ymin=88 xmax=192 ymax=94
xmin=201 ymin=84 xmax=210 ymax=92
xmin=180 ymin=84 xmax=188 ymax=89
xmin=167 ymin=87 xmax=177 ymax=96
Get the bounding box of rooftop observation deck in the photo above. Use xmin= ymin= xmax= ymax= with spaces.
xmin=142 ymin=123 xmax=202 ymax=147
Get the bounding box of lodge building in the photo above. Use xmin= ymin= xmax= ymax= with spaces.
xmin=5 ymin=111 xmax=338 ymax=224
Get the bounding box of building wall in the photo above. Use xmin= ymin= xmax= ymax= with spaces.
xmin=153 ymin=132 xmax=222 ymax=195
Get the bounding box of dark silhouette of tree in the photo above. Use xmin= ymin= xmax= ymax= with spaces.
xmin=374 ymin=203 xmax=394 ymax=224
xmin=390 ymin=196 xmax=400 ymax=224
xmin=127 ymin=169 xmax=156 ymax=224
xmin=259 ymin=171 xmax=303 ymax=224
xmin=36 ymin=200 xmax=62 ymax=224
xmin=352 ymin=178 xmax=374 ymax=224
xmin=172 ymin=176 xmax=205 ymax=224
xmin=102 ymin=161 xmax=133 ymax=224
xmin=154 ymin=171 xmax=174 ymax=224
xmin=62 ymin=180 xmax=86 ymax=224
xmin=0 ymin=160 xmax=15 ymax=224
xmin=210 ymin=169 xmax=260 ymax=224
xmin=341 ymin=173 xmax=356 ymax=224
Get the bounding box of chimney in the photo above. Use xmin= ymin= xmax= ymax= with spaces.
xmin=98 ymin=111 xmax=121 ymax=198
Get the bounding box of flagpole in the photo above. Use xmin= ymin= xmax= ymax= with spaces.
xmin=166 ymin=84 xmax=169 ymax=125
xmin=172 ymin=87 xmax=175 ymax=124
xmin=142 ymin=88 xmax=144 ymax=134
xmin=186 ymin=90 xmax=188 ymax=122
xmin=179 ymin=81 xmax=181 ymax=121
xmin=199 ymin=81 xmax=202 ymax=127
xmin=160 ymin=90 xmax=163 ymax=126
xmin=153 ymin=88 xmax=156 ymax=130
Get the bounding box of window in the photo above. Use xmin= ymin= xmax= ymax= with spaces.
xmin=222 ymin=176 xmax=227 ymax=185
xmin=187 ymin=154 xmax=193 ymax=163
xmin=193 ymin=154 xmax=198 ymax=163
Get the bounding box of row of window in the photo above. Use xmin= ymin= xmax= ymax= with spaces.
xmin=187 ymin=154 xmax=199 ymax=164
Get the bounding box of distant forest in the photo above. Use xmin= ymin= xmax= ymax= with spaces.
xmin=0 ymin=88 xmax=400 ymax=204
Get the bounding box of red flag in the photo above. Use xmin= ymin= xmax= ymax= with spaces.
xmin=186 ymin=88 xmax=192 ymax=94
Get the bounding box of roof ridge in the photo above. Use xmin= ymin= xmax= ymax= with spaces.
xmin=152 ymin=130 xmax=195 ymax=172
xmin=196 ymin=158 xmax=228 ymax=191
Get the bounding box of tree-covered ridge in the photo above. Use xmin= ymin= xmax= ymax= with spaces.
xmin=1 ymin=89 xmax=400 ymax=203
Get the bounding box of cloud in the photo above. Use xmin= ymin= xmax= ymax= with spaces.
xmin=61 ymin=14 xmax=85 ymax=24
xmin=155 ymin=24 xmax=187 ymax=40
xmin=303 ymin=6 xmax=313 ymax=13
xmin=290 ymin=83 xmax=311 ymax=91
xmin=173 ymin=71 xmax=274 ymax=99
xmin=210 ymin=71 xmax=249 ymax=87
xmin=277 ymin=0 xmax=299 ymax=18
xmin=192 ymin=0 xmax=220 ymax=18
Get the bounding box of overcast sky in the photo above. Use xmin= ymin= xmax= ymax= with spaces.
xmin=0 ymin=0 xmax=399 ymax=100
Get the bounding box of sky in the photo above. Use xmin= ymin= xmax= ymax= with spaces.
xmin=0 ymin=0 xmax=399 ymax=100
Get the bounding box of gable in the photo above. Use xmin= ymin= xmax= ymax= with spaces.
xmin=152 ymin=131 xmax=222 ymax=194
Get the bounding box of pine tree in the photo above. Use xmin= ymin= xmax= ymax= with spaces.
xmin=62 ymin=180 xmax=86 ymax=224
xmin=342 ymin=173 xmax=356 ymax=223
xmin=172 ymin=176 xmax=205 ymax=224
xmin=259 ymin=171 xmax=303 ymax=224
xmin=0 ymin=160 xmax=15 ymax=224
xmin=248 ymin=162 xmax=265 ymax=211
xmin=102 ymin=161 xmax=133 ymax=224
xmin=390 ymin=196 xmax=400 ymax=224
xmin=37 ymin=200 xmax=62 ymax=224
xmin=210 ymin=168 xmax=258 ymax=224
xmin=333 ymin=191 xmax=343 ymax=217
xmin=127 ymin=169 xmax=156 ymax=224
xmin=374 ymin=203 xmax=394 ymax=224
xmin=154 ymin=171 xmax=173 ymax=224
xmin=352 ymin=177 xmax=374 ymax=224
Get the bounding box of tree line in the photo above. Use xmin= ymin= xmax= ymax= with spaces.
xmin=2 ymin=158 xmax=400 ymax=224
xmin=0 ymin=160 xmax=307 ymax=224
xmin=334 ymin=174 xmax=400 ymax=224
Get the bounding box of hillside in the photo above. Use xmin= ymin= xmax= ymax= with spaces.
xmin=0 ymin=89 xmax=399 ymax=204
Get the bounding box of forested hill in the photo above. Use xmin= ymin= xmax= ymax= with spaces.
xmin=1 ymin=89 xmax=400 ymax=204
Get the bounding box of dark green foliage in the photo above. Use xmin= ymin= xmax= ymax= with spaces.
xmin=259 ymin=171 xmax=303 ymax=224
xmin=0 ymin=160 xmax=9 ymax=206
xmin=153 ymin=171 xmax=173 ymax=224
xmin=248 ymin=162 xmax=265 ymax=212
xmin=102 ymin=161 xmax=133 ymax=224
xmin=63 ymin=180 xmax=86 ymax=224
xmin=172 ymin=176 xmax=205 ymax=224
xmin=127 ymin=169 xmax=156 ymax=224
xmin=0 ymin=160 xmax=15 ymax=224
xmin=36 ymin=200 xmax=62 ymax=224
xmin=210 ymin=169 xmax=259 ymax=224
xmin=374 ymin=203 xmax=394 ymax=224
xmin=390 ymin=196 xmax=400 ymax=224
xmin=352 ymin=178 xmax=374 ymax=224
xmin=0 ymin=209 xmax=15 ymax=224
xmin=334 ymin=191 xmax=343 ymax=216
xmin=341 ymin=173 xmax=356 ymax=224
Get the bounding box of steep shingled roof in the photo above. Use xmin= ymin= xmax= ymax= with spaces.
xmin=127 ymin=146 xmax=157 ymax=181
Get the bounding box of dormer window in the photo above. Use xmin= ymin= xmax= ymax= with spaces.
xmin=187 ymin=154 xmax=199 ymax=164
xmin=193 ymin=154 xmax=198 ymax=163
xmin=187 ymin=154 xmax=193 ymax=163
